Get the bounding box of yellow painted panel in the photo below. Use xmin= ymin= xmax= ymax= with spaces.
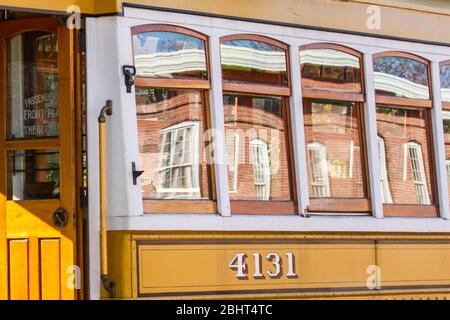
xmin=6 ymin=201 xmax=61 ymax=238
xmin=118 ymin=0 xmax=450 ymax=44
xmin=0 ymin=0 xmax=450 ymax=45
xmin=137 ymin=242 xmax=375 ymax=296
xmin=105 ymin=232 xmax=133 ymax=299
xmin=8 ymin=239 xmax=29 ymax=300
xmin=0 ymin=0 xmax=96 ymax=13
xmin=40 ymin=239 xmax=61 ymax=300
xmin=28 ymin=237 xmax=40 ymax=300
xmin=377 ymin=242 xmax=450 ymax=287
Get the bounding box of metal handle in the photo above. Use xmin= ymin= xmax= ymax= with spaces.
xmin=53 ymin=208 xmax=69 ymax=228
xmin=98 ymin=100 xmax=116 ymax=298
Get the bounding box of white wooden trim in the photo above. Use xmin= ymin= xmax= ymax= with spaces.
xmin=85 ymin=17 xmax=101 ymax=301
xmin=108 ymin=214 xmax=450 ymax=233
xmin=363 ymin=53 xmax=384 ymax=219
xmin=288 ymin=48 xmax=309 ymax=216
xmin=377 ymin=136 xmax=393 ymax=204
xmin=431 ymin=61 xmax=450 ymax=219
xmin=406 ymin=142 xmax=431 ymax=205
xmin=208 ymin=36 xmax=231 ymax=217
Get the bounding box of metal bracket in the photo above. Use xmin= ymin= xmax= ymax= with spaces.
xmin=122 ymin=65 xmax=136 ymax=93
xmin=98 ymin=100 xmax=112 ymax=123
xmin=101 ymin=275 xmax=116 ymax=298
xmin=132 ymin=162 xmax=145 ymax=185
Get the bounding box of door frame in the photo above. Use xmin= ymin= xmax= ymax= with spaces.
xmin=0 ymin=16 xmax=80 ymax=300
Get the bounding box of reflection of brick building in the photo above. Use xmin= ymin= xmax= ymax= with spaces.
xmin=443 ymin=117 xmax=450 ymax=201
xmin=223 ymin=95 xmax=292 ymax=201
xmin=136 ymin=91 xmax=292 ymax=202
xmin=376 ymin=108 xmax=433 ymax=205
xmin=303 ymin=101 xmax=365 ymax=199
xmin=136 ymin=89 xmax=211 ymax=200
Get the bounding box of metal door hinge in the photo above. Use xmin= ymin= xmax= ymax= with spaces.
xmin=80 ymin=186 xmax=88 ymax=209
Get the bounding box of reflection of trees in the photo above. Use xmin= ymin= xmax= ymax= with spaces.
xmin=374 ymin=57 xmax=428 ymax=86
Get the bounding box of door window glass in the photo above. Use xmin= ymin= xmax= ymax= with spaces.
xmin=7 ymin=149 xmax=60 ymax=200
xmin=7 ymin=32 xmax=59 ymax=140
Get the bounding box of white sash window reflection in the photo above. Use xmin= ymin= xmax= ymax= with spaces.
xmin=377 ymin=136 xmax=393 ymax=204
xmin=251 ymin=139 xmax=271 ymax=201
xmin=226 ymin=132 xmax=240 ymax=193
xmin=155 ymin=121 xmax=200 ymax=199
xmin=307 ymin=142 xmax=331 ymax=198
xmin=406 ymin=142 xmax=430 ymax=205
xmin=446 ymin=160 xmax=450 ymax=178
xmin=133 ymin=31 xmax=207 ymax=80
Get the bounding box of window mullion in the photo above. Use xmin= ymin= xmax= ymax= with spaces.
xmin=430 ymin=61 xmax=450 ymax=219
xmin=289 ymin=47 xmax=309 ymax=216
xmin=209 ymin=36 xmax=231 ymax=217
xmin=363 ymin=53 xmax=384 ymax=219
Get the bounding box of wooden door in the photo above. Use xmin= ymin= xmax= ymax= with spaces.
xmin=0 ymin=18 xmax=76 ymax=300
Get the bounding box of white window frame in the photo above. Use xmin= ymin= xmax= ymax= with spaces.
xmin=307 ymin=142 xmax=331 ymax=198
xmin=377 ymin=136 xmax=393 ymax=204
xmin=446 ymin=160 xmax=450 ymax=178
xmin=406 ymin=141 xmax=431 ymax=205
xmin=250 ymin=139 xmax=271 ymax=201
xmin=155 ymin=121 xmax=201 ymax=198
xmin=226 ymin=132 xmax=240 ymax=193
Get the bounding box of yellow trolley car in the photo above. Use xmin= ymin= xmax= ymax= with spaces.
xmin=1 ymin=0 xmax=450 ymax=300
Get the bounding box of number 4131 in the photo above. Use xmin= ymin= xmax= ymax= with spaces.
xmin=229 ymin=253 xmax=298 ymax=279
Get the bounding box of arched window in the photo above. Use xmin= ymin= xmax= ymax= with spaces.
xmin=132 ymin=24 xmax=214 ymax=214
xmin=220 ymin=34 xmax=295 ymax=215
xmin=374 ymin=52 xmax=431 ymax=103
xmin=300 ymin=43 xmax=369 ymax=214
xmin=374 ymin=52 xmax=436 ymax=217
xmin=441 ymin=60 xmax=450 ymax=107
xmin=132 ymin=24 xmax=208 ymax=81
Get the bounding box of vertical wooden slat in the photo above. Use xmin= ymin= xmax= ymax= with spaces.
xmin=0 ymin=14 xmax=9 ymax=301
xmin=28 ymin=236 xmax=40 ymax=300
xmin=58 ymin=24 xmax=76 ymax=300
xmin=8 ymin=239 xmax=29 ymax=300
xmin=40 ymin=239 xmax=61 ymax=300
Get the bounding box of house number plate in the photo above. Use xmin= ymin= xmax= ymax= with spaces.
xmin=229 ymin=252 xmax=298 ymax=279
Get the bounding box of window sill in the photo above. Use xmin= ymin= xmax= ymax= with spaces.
xmin=143 ymin=200 xmax=217 ymax=214
xmin=230 ymin=200 xmax=297 ymax=215
xmin=383 ymin=204 xmax=439 ymax=217
xmin=107 ymin=214 xmax=450 ymax=233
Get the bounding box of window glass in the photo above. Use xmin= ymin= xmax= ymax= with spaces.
xmin=303 ymin=100 xmax=366 ymax=199
xmin=376 ymin=106 xmax=433 ymax=205
xmin=132 ymin=31 xmax=207 ymax=80
xmin=136 ymin=88 xmax=211 ymax=200
xmin=373 ymin=56 xmax=430 ymax=100
xmin=221 ymin=40 xmax=288 ymax=86
xmin=7 ymin=149 xmax=60 ymax=200
xmin=300 ymin=48 xmax=362 ymax=93
xmin=8 ymin=32 xmax=59 ymax=140
xmin=223 ymin=94 xmax=292 ymax=201
xmin=441 ymin=65 xmax=450 ymax=103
